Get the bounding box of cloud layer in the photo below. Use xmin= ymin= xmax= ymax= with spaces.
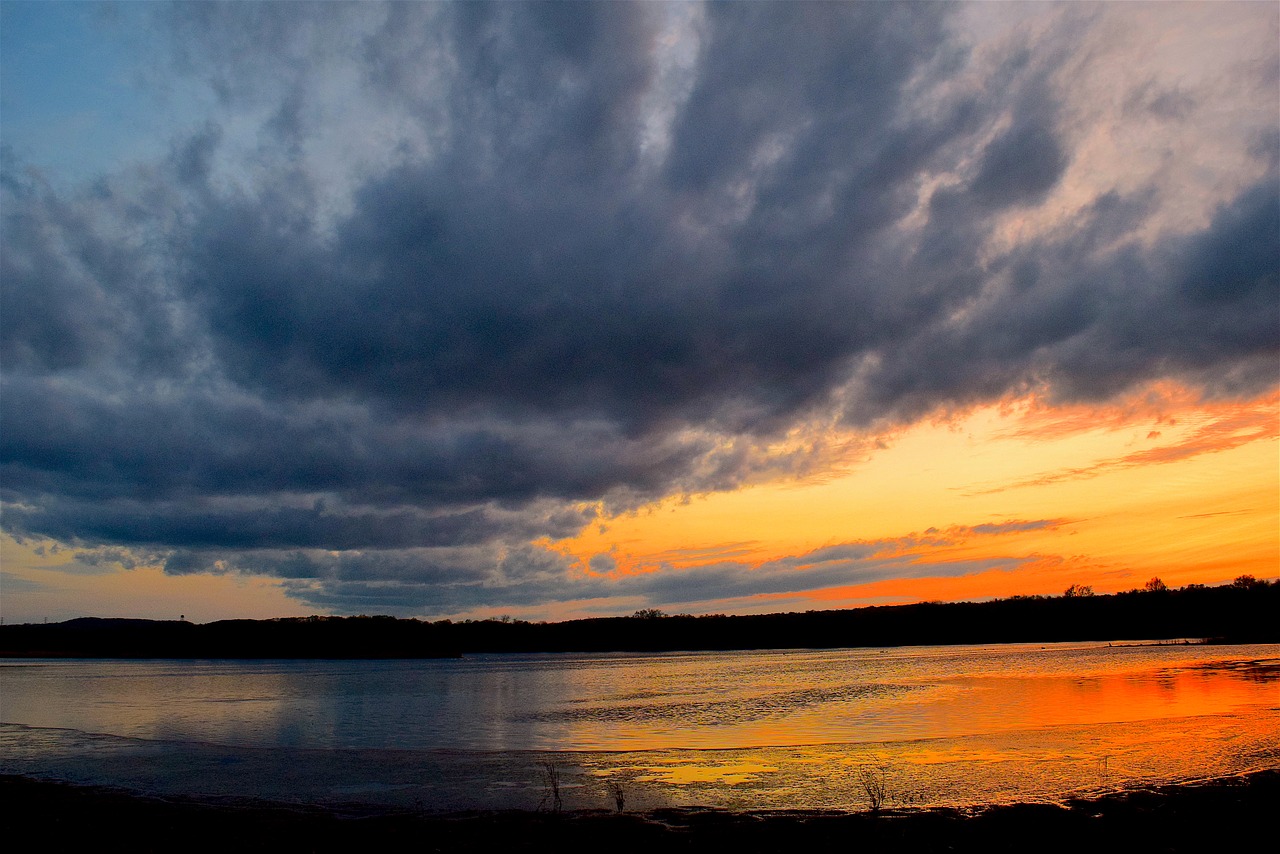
xmin=2 ymin=2 xmax=1276 ymax=615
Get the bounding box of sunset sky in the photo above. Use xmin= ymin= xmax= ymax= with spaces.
xmin=1 ymin=1 xmax=1276 ymax=624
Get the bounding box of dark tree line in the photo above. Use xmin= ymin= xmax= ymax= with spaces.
xmin=2 ymin=577 xmax=1275 ymax=659
xmin=0 ymin=614 xmax=459 ymax=659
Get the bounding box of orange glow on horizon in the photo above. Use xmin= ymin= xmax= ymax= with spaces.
xmin=550 ymin=384 xmax=1278 ymax=618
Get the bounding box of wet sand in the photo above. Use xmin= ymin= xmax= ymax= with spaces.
xmin=5 ymin=770 xmax=1275 ymax=853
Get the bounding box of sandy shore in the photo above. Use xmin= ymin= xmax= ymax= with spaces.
xmin=5 ymin=769 xmax=1276 ymax=852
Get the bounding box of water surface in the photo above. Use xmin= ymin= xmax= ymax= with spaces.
xmin=2 ymin=642 xmax=1276 ymax=812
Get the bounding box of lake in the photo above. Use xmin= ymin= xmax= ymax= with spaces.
xmin=2 ymin=641 xmax=1277 ymax=813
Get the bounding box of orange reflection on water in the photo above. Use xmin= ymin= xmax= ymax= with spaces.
xmin=903 ymin=662 xmax=1276 ymax=746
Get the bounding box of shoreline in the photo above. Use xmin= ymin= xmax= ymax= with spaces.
xmin=6 ymin=769 xmax=1277 ymax=852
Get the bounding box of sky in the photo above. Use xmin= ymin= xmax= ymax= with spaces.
xmin=1 ymin=1 xmax=1276 ymax=625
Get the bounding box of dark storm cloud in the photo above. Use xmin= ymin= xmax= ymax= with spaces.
xmin=0 ymin=153 xmax=189 ymax=378
xmin=0 ymin=371 xmax=739 ymax=506
xmin=847 ymin=172 xmax=1279 ymax=422
xmin=3 ymin=492 xmax=591 ymax=551
xmin=969 ymin=117 xmax=1068 ymax=209
xmin=1 ymin=2 xmax=1276 ymax=614
xmin=159 ymin=1 xmax=988 ymax=438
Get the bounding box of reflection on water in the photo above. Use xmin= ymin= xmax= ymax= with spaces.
xmin=1 ymin=642 xmax=1277 ymax=812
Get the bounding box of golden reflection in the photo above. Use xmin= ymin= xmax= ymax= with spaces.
xmin=631 ymin=761 xmax=780 ymax=785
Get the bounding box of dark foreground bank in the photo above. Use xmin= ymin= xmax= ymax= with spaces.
xmin=5 ymin=770 xmax=1277 ymax=853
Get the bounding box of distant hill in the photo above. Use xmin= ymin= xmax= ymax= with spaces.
xmin=1 ymin=578 xmax=1275 ymax=658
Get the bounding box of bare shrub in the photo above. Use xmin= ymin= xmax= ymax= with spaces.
xmin=859 ymin=764 xmax=888 ymax=813
xmin=540 ymin=761 xmax=563 ymax=813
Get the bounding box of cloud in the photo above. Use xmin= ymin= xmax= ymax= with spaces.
xmin=968 ymin=399 xmax=1277 ymax=495
xmin=0 ymin=571 xmax=50 ymax=593
xmin=1 ymin=2 xmax=1276 ymax=615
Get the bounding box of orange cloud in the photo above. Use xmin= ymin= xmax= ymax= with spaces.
xmin=969 ymin=390 xmax=1278 ymax=495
